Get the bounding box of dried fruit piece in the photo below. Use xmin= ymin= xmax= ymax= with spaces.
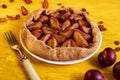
xmin=25 ymin=0 xmax=32 ymax=4
xmin=7 ymin=14 xmax=20 ymax=20
xmin=60 ymin=29 xmax=73 ymax=38
xmin=74 ymin=30 xmax=88 ymax=47
xmin=42 ymin=0 xmax=48 ymax=9
xmin=40 ymin=34 xmax=51 ymax=43
xmin=39 ymin=15 xmax=49 ymax=23
xmin=62 ymin=20 xmax=71 ymax=30
xmin=31 ymin=29 xmax=42 ymax=39
xmin=28 ymin=22 xmax=42 ymax=31
xmin=42 ymin=26 xmax=58 ymax=34
xmin=47 ymin=36 xmax=58 ymax=48
xmin=0 ymin=18 xmax=7 ymax=22
xmin=50 ymin=17 xmax=60 ymax=30
xmin=54 ymin=34 xmax=66 ymax=43
xmin=21 ymin=6 xmax=28 ymax=16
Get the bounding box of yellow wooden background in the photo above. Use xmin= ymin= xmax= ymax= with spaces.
xmin=0 ymin=0 xmax=120 ymax=80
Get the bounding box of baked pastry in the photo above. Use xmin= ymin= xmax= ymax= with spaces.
xmin=21 ymin=7 xmax=101 ymax=61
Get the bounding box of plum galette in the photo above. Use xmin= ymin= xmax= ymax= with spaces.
xmin=21 ymin=7 xmax=101 ymax=61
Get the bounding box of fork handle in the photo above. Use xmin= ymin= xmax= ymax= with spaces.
xmin=22 ymin=59 xmax=40 ymax=80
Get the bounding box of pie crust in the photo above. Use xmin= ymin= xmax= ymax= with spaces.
xmin=21 ymin=7 xmax=101 ymax=61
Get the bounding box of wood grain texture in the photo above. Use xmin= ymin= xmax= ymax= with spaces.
xmin=0 ymin=0 xmax=120 ymax=80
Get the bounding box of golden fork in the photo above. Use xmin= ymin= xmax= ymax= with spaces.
xmin=4 ymin=31 xmax=40 ymax=80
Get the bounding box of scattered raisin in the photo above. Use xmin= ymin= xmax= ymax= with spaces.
xmin=57 ymin=3 xmax=62 ymax=6
xmin=61 ymin=6 xmax=64 ymax=8
xmin=114 ymin=47 xmax=120 ymax=52
xmin=86 ymin=11 xmax=89 ymax=15
xmin=2 ymin=4 xmax=7 ymax=9
xmin=98 ymin=21 xmax=104 ymax=24
xmin=98 ymin=24 xmax=107 ymax=31
xmin=81 ymin=8 xmax=86 ymax=12
xmin=9 ymin=0 xmax=14 ymax=2
xmin=114 ymin=41 xmax=120 ymax=45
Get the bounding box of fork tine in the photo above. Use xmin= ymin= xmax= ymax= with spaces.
xmin=8 ymin=31 xmax=15 ymax=45
xmin=9 ymin=31 xmax=19 ymax=44
xmin=4 ymin=32 xmax=12 ymax=45
xmin=4 ymin=31 xmax=18 ymax=46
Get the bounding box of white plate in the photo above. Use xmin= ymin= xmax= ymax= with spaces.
xmin=20 ymin=30 xmax=102 ymax=65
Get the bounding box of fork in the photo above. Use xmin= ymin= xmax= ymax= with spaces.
xmin=4 ymin=31 xmax=40 ymax=80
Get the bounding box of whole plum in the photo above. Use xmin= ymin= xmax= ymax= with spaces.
xmin=98 ymin=47 xmax=116 ymax=66
xmin=113 ymin=61 xmax=120 ymax=80
xmin=84 ymin=69 xmax=104 ymax=80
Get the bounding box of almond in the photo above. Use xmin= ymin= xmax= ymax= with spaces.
xmin=47 ymin=36 xmax=58 ymax=48
xmin=60 ymin=29 xmax=73 ymax=38
xmin=73 ymin=30 xmax=88 ymax=47
xmin=31 ymin=29 xmax=42 ymax=39
xmin=50 ymin=17 xmax=60 ymax=30
xmin=28 ymin=22 xmax=42 ymax=31
xmin=39 ymin=15 xmax=49 ymax=23
xmin=62 ymin=20 xmax=71 ymax=30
